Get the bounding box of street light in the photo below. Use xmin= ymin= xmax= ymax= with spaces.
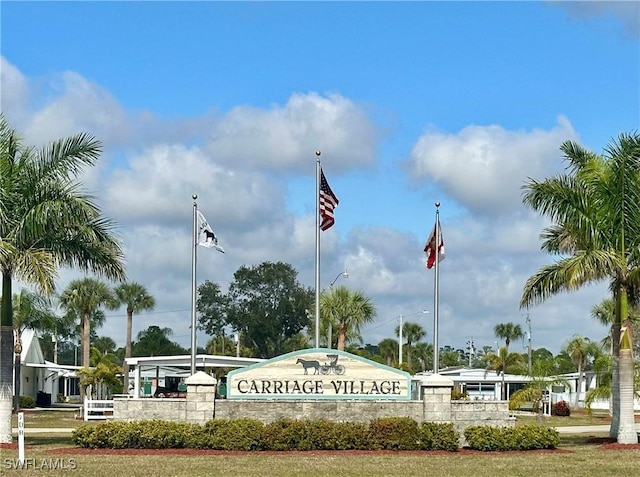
xmin=330 ymin=269 xmax=349 ymax=288
xmin=326 ymin=270 xmax=348 ymax=349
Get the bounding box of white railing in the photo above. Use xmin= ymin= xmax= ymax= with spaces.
xmin=83 ymin=397 xmax=114 ymax=421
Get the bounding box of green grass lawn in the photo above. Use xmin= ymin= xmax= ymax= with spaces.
xmin=1 ymin=436 xmax=638 ymax=477
xmin=10 ymin=409 xmax=83 ymax=429
xmin=3 ymin=409 xmax=637 ymax=477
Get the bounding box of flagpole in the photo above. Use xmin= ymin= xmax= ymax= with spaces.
xmin=190 ymin=194 xmax=198 ymax=374
xmin=433 ymin=202 xmax=440 ymax=373
xmin=314 ymin=151 xmax=322 ymax=348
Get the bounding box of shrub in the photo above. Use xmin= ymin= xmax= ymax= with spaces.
xmin=260 ymin=419 xmax=316 ymax=451
xmin=552 ymin=400 xmax=571 ymax=417
xmin=19 ymin=396 xmax=36 ymax=409
xmin=419 ymin=422 xmax=459 ymax=451
xmin=464 ymin=424 xmax=559 ymax=451
xmin=72 ymin=418 xmax=461 ymax=452
xmin=200 ymin=418 xmax=263 ymax=450
xmin=367 ymin=417 xmax=421 ymax=450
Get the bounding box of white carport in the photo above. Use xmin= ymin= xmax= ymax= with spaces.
xmin=125 ymin=354 xmax=264 ymax=398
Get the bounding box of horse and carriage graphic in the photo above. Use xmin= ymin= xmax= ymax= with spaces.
xmin=296 ymin=354 xmax=345 ymax=375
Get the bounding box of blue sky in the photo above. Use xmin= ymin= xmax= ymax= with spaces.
xmin=2 ymin=1 xmax=639 ymax=358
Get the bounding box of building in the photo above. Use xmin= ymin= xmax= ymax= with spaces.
xmin=17 ymin=329 xmax=81 ymax=405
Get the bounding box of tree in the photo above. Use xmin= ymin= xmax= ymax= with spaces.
xmin=0 ymin=115 xmax=125 ymax=443
xmin=113 ymin=282 xmax=155 ymax=389
xmin=412 ymin=342 xmax=433 ymax=372
xmin=494 ymin=322 xmax=524 ymax=352
xmin=589 ymin=298 xmax=640 ymax=430
xmin=77 ymin=358 xmax=122 ymax=399
xmin=520 ymin=132 xmax=640 ymax=443
xmin=562 ymin=335 xmax=601 ymax=409
xmin=92 ymin=336 xmax=117 ymax=357
xmin=394 ymin=321 xmax=426 ymax=371
xmin=509 ymin=359 xmax=570 ymax=422
xmin=485 ymin=346 xmax=526 ymax=400
xmin=226 ymin=262 xmax=314 ymax=358
xmin=377 ymin=338 xmax=398 ymax=367
xmin=59 ymin=278 xmax=118 ymax=369
xmin=320 ymin=286 xmax=376 ymax=351
xmin=10 ymin=289 xmax=57 ymax=410
xmin=133 ymin=325 xmax=186 ymax=357
xmin=439 ymin=345 xmax=464 ymax=368
xmin=197 ymin=280 xmax=230 ymax=353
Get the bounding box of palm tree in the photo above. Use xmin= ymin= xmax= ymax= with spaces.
xmin=485 ymin=346 xmax=526 ymax=400
xmin=320 ymin=286 xmax=376 ymax=351
xmin=509 ymin=359 xmax=570 ymax=422
xmin=377 ymin=338 xmax=398 ymax=367
xmin=520 ymin=132 xmax=640 ymax=444
xmin=590 ymin=298 xmax=640 ymax=434
xmin=59 ymin=278 xmax=118 ymax=369
xmin=0 ymin=115 xmax=125 ymax=443
xmin=493 ymin=322 xmax=524 ymax=352
xmin=134 ymin=325 xmax=184 ymax=356
xmin=562 ymin=335 xmax=600 ymax=409
xmin=10 ymin=289 xmax=57 ymax=411
xmin=412 ymin=342 xmax=433 ymax=372
xmin=113 ymin=282 xmax=155 ymax=389
xmin=395 ymin=321 xmax=426 ymax=371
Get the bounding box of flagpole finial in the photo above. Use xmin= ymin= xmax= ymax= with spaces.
xmin=315 ymin=150 xmax=321 ymax=157
xmin=192 ymin=194 xmax=198 ymax=200
xmin=435 ymin=201 xmax=440 ymax=208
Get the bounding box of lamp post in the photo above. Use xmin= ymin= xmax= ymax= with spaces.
xmin=330 ymin=269 xmax=349 ymax=288
xmin=326 ymin=270 xmax=348 ymax=349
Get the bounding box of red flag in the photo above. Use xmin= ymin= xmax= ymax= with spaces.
xmin=424 ymin=218 xmax=444 ymax=269
xmin=319 ymin=168 xmax=339 ymax=231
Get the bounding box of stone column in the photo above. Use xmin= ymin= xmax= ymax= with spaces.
xmin=420 ymin=373 xmax=454 ymax=423
xmin=185 ymin=371 xmax=217 ymax=424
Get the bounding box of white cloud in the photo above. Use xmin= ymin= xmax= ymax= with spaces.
xmin=205 ymin=92 xmax=378 ymax=173
xmin=549 ymin=0 xmax=640 ymax=38
xmin=406 ymin=118 xmax=578 ymax=216
xmin=0 ymin=57 xmax=29 ymax=126
xmin=3 ymin=60 xmax=612 ymax=357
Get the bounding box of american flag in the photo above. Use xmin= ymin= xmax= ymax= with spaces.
xmin=319 ymin=168 xmax=339 ymax=231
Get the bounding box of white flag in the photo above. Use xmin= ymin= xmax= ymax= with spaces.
xmin=197 ymin=210 xmax=224 ymax=253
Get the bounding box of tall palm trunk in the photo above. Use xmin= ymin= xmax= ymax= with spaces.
xmin=615 ymin=290 xmax=636 ymax=444
xmin=617 ymin=348 xmax=637 ymax=444
xmin=337 ymin=323 xmax=346 ymax=351
xmin=609 ymin=322 xmax=621 ymax=439
xmin=1 ymin=272 xmax=14 ymax=443
xmin=13 ymin=337 xmax=22 ymax=412
xmin=0 ymin=327 xmax=13 ymax=444
xmin=123 ymin=308 xmax=133 ymax=391
xmin=82 ymin=312 xmax=91 ymax=367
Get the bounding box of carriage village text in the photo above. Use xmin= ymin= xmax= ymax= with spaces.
xmin=235 ymin=378 xmax=402 ymax=396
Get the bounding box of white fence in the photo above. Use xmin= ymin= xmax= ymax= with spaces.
xmin=83 ymin=397 xmax=115 ymax=421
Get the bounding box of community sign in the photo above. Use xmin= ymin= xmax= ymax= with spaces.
xmin=225 ymin=348 xmax=411 ymax=400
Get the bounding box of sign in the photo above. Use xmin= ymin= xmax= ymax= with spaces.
xmin=226 ymin=348 xmax=411 ymax=400
xmin=17 ymin=412 xmax=24 ymax=465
